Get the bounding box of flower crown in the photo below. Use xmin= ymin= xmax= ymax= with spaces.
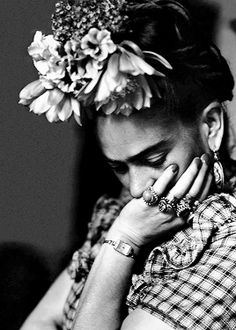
xmin=19 ymin=0 xmax=172 ymax=125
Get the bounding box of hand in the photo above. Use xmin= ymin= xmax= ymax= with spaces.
xmin=108 ymin=154 xmax=212 ymax=249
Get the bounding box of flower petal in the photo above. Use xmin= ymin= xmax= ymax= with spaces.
xmin=95 ymin=76 xmax=110 ymax=102
xmin=58 ymin=97 xmax=72 ymax=121
xmin=29 ymin=91 xmax=51 ymax=114
xmin=144 ymin=51 xmax=173 ymax=70
xmin=19 ymin=80 xmax=45 ymax=103
xmin=121 ymin=49 xmax=157 ymax=76
xmin=71 ymin=97 xmax=81 ymax=117
xmin=47 ymin=88 xmax=64 ymax=106
xmin=83 ymin=70 xmax=103 ymax=94
xmin=120 ymin=40 xmax=143 ymax=57
xmin=132 ymin=88 xmax=143 ymax=110
xmin=95 ymin=63 xmax=116 ymax=102
xmin=81 ymin=28 xmax=116 ymax=62
xmin=18 ymin=98 xmax=32 ymax=106
xmin=40 ymin=78 xmax=54 ymax=89
xmin=96 ymin=53 xmax=129 ymax=103
xmin=138 ymin=76 xmax=152 ymax=98
xmin=33 ymin=60 xmax=49 ymax=75
xmin=138 ymin=76 xmax=153 ymax=108
xmin=46 ymin=105 xmax=60 ymax=122
xmin=119 ymin=51 xmax=137 ymax=74
xmin=74 ymin=113 xmax=82 ymax=126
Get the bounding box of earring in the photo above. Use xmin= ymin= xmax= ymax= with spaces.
xmin=213 ymin=150 xmax=224 ymax=190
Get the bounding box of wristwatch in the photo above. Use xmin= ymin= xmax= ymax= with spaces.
xmin=103 ymin=239 xmax=136 ymax=259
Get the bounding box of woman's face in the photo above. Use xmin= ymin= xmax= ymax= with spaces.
xmin=96 ymin=111 xmax=206 ymax=198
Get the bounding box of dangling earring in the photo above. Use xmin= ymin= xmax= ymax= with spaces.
xmin=213 ymin=150 xmax=224 ymax=190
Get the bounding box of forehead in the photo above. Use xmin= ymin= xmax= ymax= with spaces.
xmin=96 ymin=112 xmax=182 ymax=161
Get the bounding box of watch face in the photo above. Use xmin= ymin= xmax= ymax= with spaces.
xmin=114 ymin=240 xmax=132 ymax=256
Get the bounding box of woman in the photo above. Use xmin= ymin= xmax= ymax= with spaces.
xmin=19 ymin=0 xmax=236 ymax=329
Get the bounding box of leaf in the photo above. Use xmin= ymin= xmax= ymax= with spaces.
xmin=144 ymin=51 xmax=173 ymax=70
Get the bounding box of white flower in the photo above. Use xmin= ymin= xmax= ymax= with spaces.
xmin=19 ymin=29 xmax=172 ymax=125
xmin=119 ymin=47 xmax=158 ymax=76
xmin=19 ymin=80 xmax=46 ymax=105
xmin=29 ymin=89 xmax=81 ymax=124
xmin=77 ymin=43 xmax=160 ymax=115
xmin=40 ymin=77 xmax=55 ymax=90
xmin=28 ymin=31 xmax=60 ymax=60
xmin=100 ymin=75 xmax=153 ymax=115
xmin=63 ymin=39 xmax=92 ymax=93
xmin=28 ymin=31 xmax=66 ymax=81
xmin=64 ymin=39 xmax=82 ymax=58
xmin=81 ymin=28 xmax=117 ymax=62
xmin=19 ymin=83 xmax=81 ymax=124
xmin=94 ymin=53 xmax=128 ymax=103
xmin=64 ymin=39 xmax=86 ymax=79
xmin=92 ymin=46 xmax=157 ymax=113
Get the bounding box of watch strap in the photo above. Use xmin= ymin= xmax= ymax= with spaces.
xmin=104 ymin=239 xmax=136 ymax=259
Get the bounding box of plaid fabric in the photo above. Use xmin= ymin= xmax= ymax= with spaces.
xmin=62 ymin=192 xmax=236 ymax=330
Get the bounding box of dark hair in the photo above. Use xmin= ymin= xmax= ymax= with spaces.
xmin=113 ymin=0 xmax=234 ymax=123
xmin=85 ymin=1 xmax=236 ymax=193
xmin=96 ymin=0 xmax=234 ymax=188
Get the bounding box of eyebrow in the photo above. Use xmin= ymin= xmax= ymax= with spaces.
xmin=103 ymin=139 xmax=171 ymax=164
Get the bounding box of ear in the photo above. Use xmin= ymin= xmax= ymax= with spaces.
xmin=200 ymin=101 xmax=224 ymax=152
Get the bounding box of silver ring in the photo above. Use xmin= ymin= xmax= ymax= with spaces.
xmin=142 ymin=186 xmax=159 ymax=206
xmin=176 ymin=194 xmax=198 ymax=218
xmin=158 ymin=197 xmax=177 ymax=213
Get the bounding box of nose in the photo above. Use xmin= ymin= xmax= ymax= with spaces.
xmin=128 ymin=166 xmax=155 ymax=199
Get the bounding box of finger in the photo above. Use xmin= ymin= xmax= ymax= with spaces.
xmin=198 ymin=172 xmax=213 ymax=202
xmin=151 ymin=164 xmax=179 ymax=195
xmin=187 ymin=153 xmax=211 ymax=198
xmin=167 ymin=157 xmax=202 ymax=199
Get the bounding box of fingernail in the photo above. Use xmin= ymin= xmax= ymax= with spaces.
xmin=194 ymin=157 xmax=202 ymax=169
xmin=171 ymin=164 xmax=179 ymax=173
xmin=201 ymin=153 xmax=211 ymax=165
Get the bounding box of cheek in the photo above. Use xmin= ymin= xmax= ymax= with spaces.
xmin=165 ymin=143 xmax=202 ymax=178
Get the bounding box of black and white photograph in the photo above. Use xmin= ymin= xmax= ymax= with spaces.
xmin=1 ymin=0 xmax=236 ymax=329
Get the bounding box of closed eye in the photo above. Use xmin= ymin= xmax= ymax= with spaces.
xmin=142 ymin=153 xmax=167 ymax=168
xmin=108 ymin=162 xmax=128 ymax=175
xmin=108 ymin=154 xmax=167 ymax=174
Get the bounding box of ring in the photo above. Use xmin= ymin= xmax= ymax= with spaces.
xmin=142 ymin=186 xmax=159 ymax=206
xmin=176 ymin=194 xmax=198 ymax=218
xmin=158 ymin=197 xmax=177 ymax=213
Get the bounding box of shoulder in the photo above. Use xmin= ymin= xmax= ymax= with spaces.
xmin=121 ymin=309 xmax=174 ymax=330
xmin=194 ymin=192 xmax=236 ymax=225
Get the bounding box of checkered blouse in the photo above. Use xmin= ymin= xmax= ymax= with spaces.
xmin=62 ymin=191 xmax=236 ymax=330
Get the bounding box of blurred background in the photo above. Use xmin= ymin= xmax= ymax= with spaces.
xmin=0 ymin=0 xmax=236 ymax=328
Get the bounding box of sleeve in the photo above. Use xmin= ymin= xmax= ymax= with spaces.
xmin=126 ymin=193 xmax=236 ymax=330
